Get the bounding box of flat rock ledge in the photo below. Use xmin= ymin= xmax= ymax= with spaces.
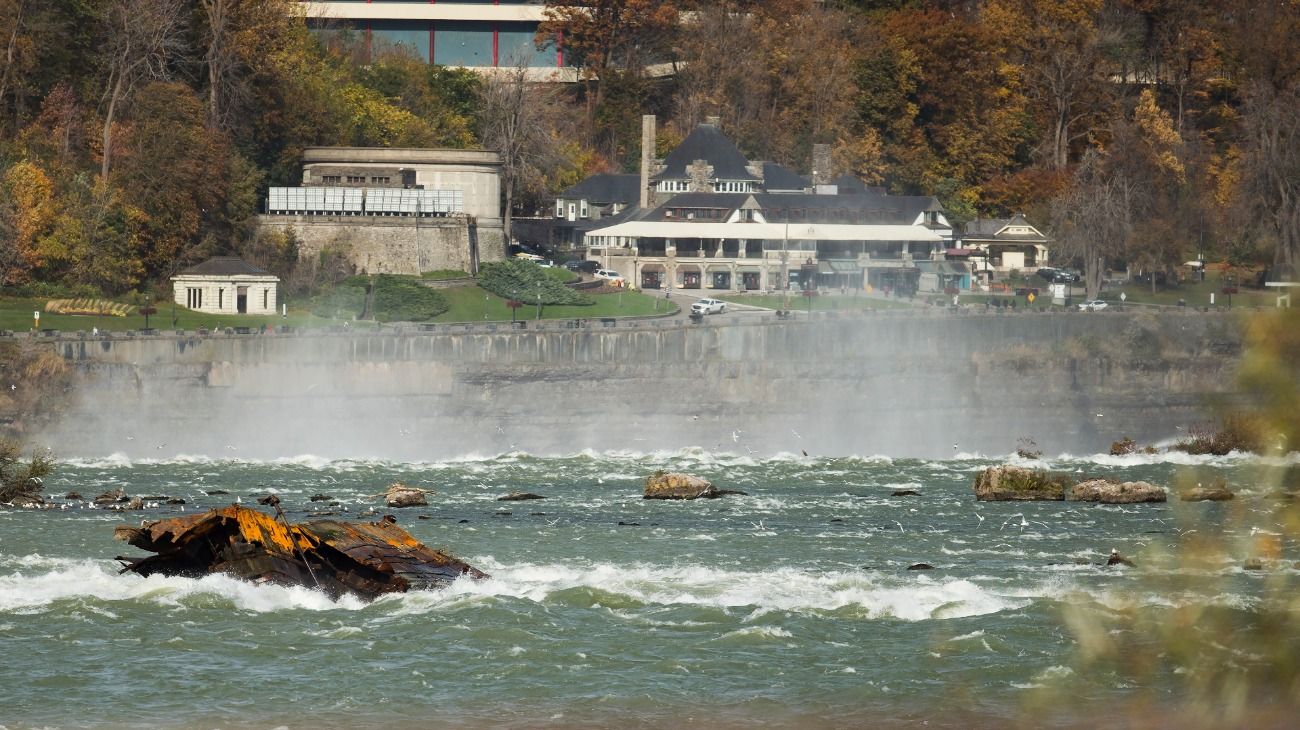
xmin=644 ymin=472 xmax=746 ymax=500
xmin=1068 ymin=479 xmax=1166 ymax=503
xmin=974 ymin=467 xmax=1166 ymax=503
xmin=973 ymin=466 xmax=1071 ymax=501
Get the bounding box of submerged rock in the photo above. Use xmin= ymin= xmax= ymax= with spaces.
xmin=385 ymin=482 xmax=428 ymax=508
xmin=310 ymin=493 xmax=333 ymax=502
xmin=64 ymin=491 xmax=83 ymax=500
xmin=1068 ymin=479 xmax=1166 ymax=503
xmin=892 ymin=489 xmax=920 ymax=497
xmin=497 ymin=492 xmax=546 ymax=501
xmin=972 ymin=466 xmax=1071 ymax=501
xmin=1106 ymin=550 xmax=1135 ymax=567
xmin=643 ymin=471 xmax=747 ymax=500
xmin=1180 ymin=485 xmax=1234 ymax=502
xmin=94 ymin=488 xmax=127 ymax=505
xmin=8 ymin=494 xmax=44 ymax=508
xmin=906 ymin=563 xmax=935 ymax=571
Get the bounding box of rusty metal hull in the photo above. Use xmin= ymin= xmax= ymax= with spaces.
xmin=114 ymin=506 xmax=487 ymax=600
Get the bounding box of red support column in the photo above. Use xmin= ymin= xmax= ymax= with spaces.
xmin=492 ymin=23 xmax=499 ymax=67
xmin=429 ymin=22 xmax=435 ymax=64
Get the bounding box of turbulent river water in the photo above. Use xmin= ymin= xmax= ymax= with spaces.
xmin=1 ymin=449 xmax=1297 ymax=729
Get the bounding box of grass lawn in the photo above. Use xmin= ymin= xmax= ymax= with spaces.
xmin=434 ymin=284 xmax=674 ymax=322
xmin=2 ymin=279 xmax=680 ymax=333
xmin=1104 ymin=277 xmax=1279 ymax=308
xmin=717 ymin=293 xmax=916 ymax=311
xmin=0 ymin=296 xmax=332 ymax=333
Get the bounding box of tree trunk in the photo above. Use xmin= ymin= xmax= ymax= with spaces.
xmin=101 ymin=73 xmax=124 ymax=179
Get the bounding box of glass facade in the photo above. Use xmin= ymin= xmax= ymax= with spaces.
xmin=305 ymin=3 xmax=562 ymax=68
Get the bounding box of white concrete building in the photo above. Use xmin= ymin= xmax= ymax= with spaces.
xmin=172 ymin=257 xmax=279 ymax=315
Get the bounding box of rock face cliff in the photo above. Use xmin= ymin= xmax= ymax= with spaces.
xmin=38 ymin=310 xmax=1243 ymax=460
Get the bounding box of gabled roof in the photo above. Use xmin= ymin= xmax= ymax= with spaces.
xmin=176 ymin=257 xmax=274 ymax=277
xmin=962 ymin=213 xmax=1048 ymax=242
xmin=651 ymin=123 xmax=760 ymax=182
xmin=559 ymin=173 xmax=642 ymax=204
xmin=760 ymin=162 xmax=808 ymax=191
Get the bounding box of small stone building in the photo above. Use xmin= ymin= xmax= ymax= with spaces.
xmin=171 ymin=257 xmax=279 ymax=315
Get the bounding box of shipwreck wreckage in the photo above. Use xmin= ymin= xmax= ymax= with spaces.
xmin=114 ymin=497 xmax=487 ymax=599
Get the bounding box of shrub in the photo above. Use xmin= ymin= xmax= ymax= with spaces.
xmin=421 ymin=269 xmax=470 ymax=280
xmin=310 ymin=282 xmax=366 ymax=320
xmin=370 ymin=276 xmax=448 ymax=322
xmin=0 ymin=440 xmax=54 ymax=505
xmin=1172 ymin=414 xmax=1268 ymax=455
xmin=478 ymin=259 xmax=593 ymax=306
xmin=1110 ymin=437 xmax=1137 ymax=456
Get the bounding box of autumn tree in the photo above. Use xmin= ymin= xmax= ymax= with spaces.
xmin=198 ymin=0 xmax=300 ymax=131
xmin=99 ymin=0 xmax=188 ymax=179
xmin=479 ymin=60 xmax=559 ymax=244
xmin=1235 ymin=84 xmax=1300 ymax=279
xmin=985 ymin=0 xmax=1113 ymax=170
xmin=112 ymin=82 xmax=231 ymax=279
xmin=536 ymin=0 xmax=679 ymax=134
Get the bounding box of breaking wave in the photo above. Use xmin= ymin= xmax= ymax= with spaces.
xmin=0 ymin=556 xmax=1032 ymax=622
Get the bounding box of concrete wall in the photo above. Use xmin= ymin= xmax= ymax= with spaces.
xmin=260 ymin=215 xmax=505 ymax=275
xmin=38 ymin=311 xmax=1244 ymax=460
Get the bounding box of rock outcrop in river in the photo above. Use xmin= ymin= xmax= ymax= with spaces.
xmin=114 ymin=504 xmax=486 ymax=599
xmin=974 ymin=466 xmax=1167 ymax=503
xmin=644 ymin=472 xmax=746 ymax=500
xmin=972 ymin=466 xmax=1072 ymax=501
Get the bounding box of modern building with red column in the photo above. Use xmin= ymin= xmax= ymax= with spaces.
xmin=301 ymin=1 xmax=572 ymax=79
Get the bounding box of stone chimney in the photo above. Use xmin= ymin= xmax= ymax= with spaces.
xmin=811 ymin=143 xmax=832 ymax=187
xmin=640 ymin=114 xmax=656 ymax=209
xmin=688 ymin=159 xmax=713 ymax=193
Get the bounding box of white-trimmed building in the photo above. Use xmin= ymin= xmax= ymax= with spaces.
xmin=959 ymin=214 xmax=1052 ymax=280
xmin=172 ymin=257 xmax=279 ymax=315
xmin=584 ymin=191 xmax=952 ymax=294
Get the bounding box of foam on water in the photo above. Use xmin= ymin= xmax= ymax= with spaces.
xmin=383 ymin=560 xmax=1032 ymax=622
xmin=0 ymin=559 xmax=366 ymax=613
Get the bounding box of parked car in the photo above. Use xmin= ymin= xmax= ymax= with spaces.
xmin=537 ymin=259 xmax=555 ymax=268
xmin=690 ymin=298 xmax=727 ymax=315
xmin=1078 ymin=299 xmax=1108 ymax=311
xmin=564 ymin=260 xmax=599 ymax=273
xmin=1053 ymin=269 xmax=1081 ymax=283
xmin=1036 ymin=267 xmax=1058 ymax=281
xmin=594 ymin=269 xmax=625 ymax=285
xmin=514 ymin=252 xmax=545 ymax=263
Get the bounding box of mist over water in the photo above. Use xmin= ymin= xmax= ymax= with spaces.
xmin=39 ymin=313 xmax=1230 ymax=460
xmin=9 ymin=316 xmax=1280 ymax=727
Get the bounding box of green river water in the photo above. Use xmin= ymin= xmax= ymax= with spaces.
xmin=1 ymin=449 xmax=1297 ymax=729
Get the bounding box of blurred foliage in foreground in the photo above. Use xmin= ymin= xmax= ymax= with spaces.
xmin=1032 ymin=308 xmax=1300 ymax=728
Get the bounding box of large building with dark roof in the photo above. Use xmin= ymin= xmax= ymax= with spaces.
xmin=573 ymin=120 xmax=956 ymax=294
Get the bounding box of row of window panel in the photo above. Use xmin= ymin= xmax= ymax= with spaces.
xmin=310 ymin=20 xmax=559 ymax=67
xmin=655 ymin=180 xmax=754 ymax=193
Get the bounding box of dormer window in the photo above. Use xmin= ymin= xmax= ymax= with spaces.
xmin=580 ymin=200 xmax=589 ymax=218
xmin=555 ymin=199 xmax=564 ymax=218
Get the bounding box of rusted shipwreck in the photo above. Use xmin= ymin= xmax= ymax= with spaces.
xmin=114 ymin=503 xmax=487 ymax=599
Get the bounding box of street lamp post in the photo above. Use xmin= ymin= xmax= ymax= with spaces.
xmin=536 ymin=286 xmax=542 ymax=320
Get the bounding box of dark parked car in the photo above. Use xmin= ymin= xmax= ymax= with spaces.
xmin=564 ymin=260 xmax=599 ymax=273
xmin=1036 ymin=267 xmax=1058 ymax=281
xmin=1052 ymin=270 xmax=1081 ymax=283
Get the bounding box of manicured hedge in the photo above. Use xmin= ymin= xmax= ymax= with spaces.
xmin=309 ymin=275 xmax=449 ymax=322
xmin=478 ymin=259 xmax=594 ymax=306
